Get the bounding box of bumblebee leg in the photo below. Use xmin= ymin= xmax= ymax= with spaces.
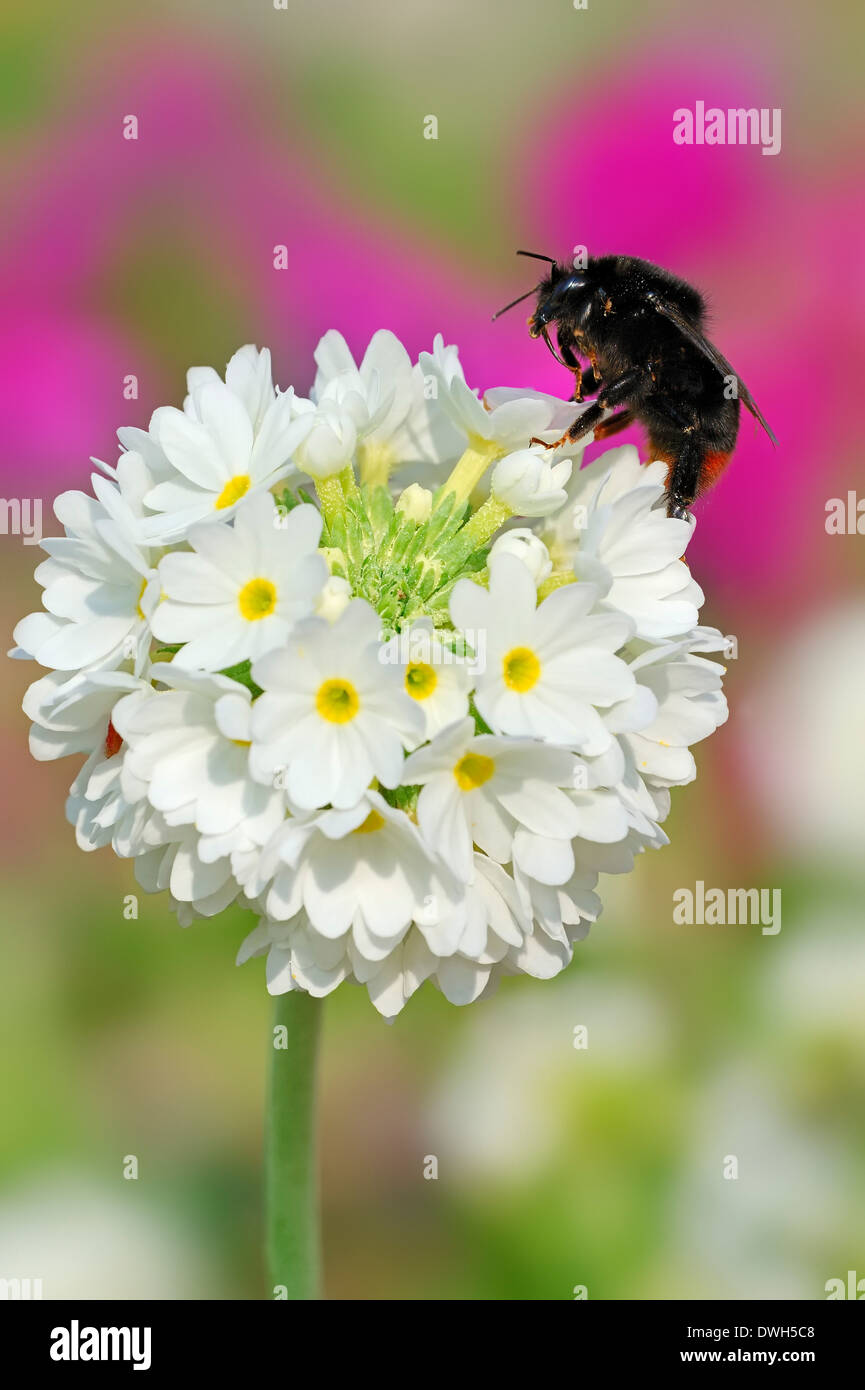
xmin=592 ymin=409 xmax=634 ymax=440
xmin=531 ymin=367 xmax=648 ymax=449
xmin=556 ymin=339 xmax=582 ymax=398
xmin=664 ymin=436 xmax=704 ymax=518
xmin=557 ymin=338 xmax=599 ymax=401
xmin=530 ymin=401 xmax=605 ymax=449
xmin=578 ymin=366 xmax=600 ymax=397
xmin=571 ymin=362 xmax=602 ymax=401
xmin=646 ymin=399 xmax=704 ymax=517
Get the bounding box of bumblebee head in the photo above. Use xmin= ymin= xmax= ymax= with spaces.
xmin=491 ymin=251 xmax=592 ymax=330
xmin=529 ymin=266 xmax=590 ymax=337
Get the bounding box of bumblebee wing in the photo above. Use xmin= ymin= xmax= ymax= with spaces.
xmin=648 ymin=293 xmax=777 ymax=445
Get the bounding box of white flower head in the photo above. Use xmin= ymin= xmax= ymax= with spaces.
xmin=484 ymin=386 xmax=597 ymax=457
xmin=419 ymin=336 xmax=558 ymax=454
xmin=542 ymin=445 xmax=703 ymax=640
xmin=308 ymin=330 xmax=462 ymax=482
xmin=24 ymin=661 xmax=135 ymax=738
xmin=379 ymin=618 xmax=472 ymax=740
xmin=185 ymin=343 xmax=276 ymax=430
xmin=487 ymin=529 xmax=553 ymax=585
xmin=616 ymin=631 xmax=729 ymax=788
xmin=402 ymin=717 xmax=582 ymax=883
xmin=13 ymin=332 xmax=730 ymax=1018
xmin=314 ymin=574 xmax=353 ymax=623
xmin=250 ymin=600 xmax=424 ymax=809
xmin=291 ymin=385 xmax=373 ymax=480
xmin=490 ymin=447 xmax=572 ymax=517
xmin=139 ymin=345 xmax=313 ymax=542
xmin=249 ymin=790 xmax=459 ymax=949
xmin=451 ymin=553 xmax=635 ymax=755
xmin=61 ymin=680 xmax=156 ymax=855
xmin=112 ymin=667 xmax=284 ymax=851
xmin=151 ymin=492 xmax=328 ymax=671
xmin=12 ymin=476 xmax=158 ymax=677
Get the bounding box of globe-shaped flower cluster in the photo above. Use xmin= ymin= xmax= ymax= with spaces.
xmin=12 ymin=333 xmax=728 ymax=1017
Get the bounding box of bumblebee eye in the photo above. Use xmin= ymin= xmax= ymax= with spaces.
xmin=558 ymin=273 xmax=586 ymax=296
xmin=531 ymin=272 xmax=590 ymax=331
xmin=548 ymin=273 xmax=586 ymax=304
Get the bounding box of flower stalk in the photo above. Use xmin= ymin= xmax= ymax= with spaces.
xmin=456 ymin=494 xmax=512 ymax=553
xmin=266 ymin=991 xmax=322 ymax=1301
xmin=338 ymin=463 xmax=361 ymax=501
xmin=537 ymin=567 xmax=577 ymax=599
xmin=314 ymin=475 xmax=345 ymax=531
xmin=435 ymin=439 xmax=501 ymax=507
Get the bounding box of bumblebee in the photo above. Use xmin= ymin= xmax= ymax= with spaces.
xmin=495 ymin=251 xmax=775 ymax=518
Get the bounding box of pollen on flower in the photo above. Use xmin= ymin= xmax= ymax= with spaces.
xmin=405 ymin=662 xmax=438 ymax=701
xmin=502 ymin=646 xmax=541 ymax=692
xmin=238 ymin=578 xmax=277 ymax=621
xmin=352 ymin=809 xmax=385 ymax=835
xmin=454 ymin=751 xmax=495 ymax=791
xmin=316 ymin=678 xmax=360 ymax=724
xmin=215 ymin=474 xmax=251 ymax=509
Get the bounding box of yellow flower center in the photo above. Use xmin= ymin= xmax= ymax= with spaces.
xmin=316 ymin=678 xmax=360 ymax=724
xmin=215 ymin=474 xmax=251 ymax=509
xmin=238 ymin=578 xmax=277 ymax=621
xmin=503 ymin=645 xmax=541 ymax=692
xmin=352 ymin=809 xmax=385 ymax=835
xmin=454 ymin=751 xmax=495 ymax=791
xmin=405 ymin=662 xmax=438 ymax=701
xmin=136 ymin=576 xmax=148 ymax=620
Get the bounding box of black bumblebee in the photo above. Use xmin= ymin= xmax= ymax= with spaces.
xmin=494 ymin=251 xmax=775 ymax=518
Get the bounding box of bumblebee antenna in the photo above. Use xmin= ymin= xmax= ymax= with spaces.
xmin=516 ymin=250 xmax=557 ymax=264
xmin=492 ymin=287 xmax=536 ymax=321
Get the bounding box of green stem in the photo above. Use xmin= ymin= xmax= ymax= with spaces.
xmin=459 ymin=494 xmax=512 ymax=551
xmin=537 ymin=567 xmax=577 ymax=600
xmin=266 ymin=991 xmax=322 ymax=1300
xmin=338 ymin=463 xmax=360 ymax=500
xmin=314 ymin=474 xmax=346 ymax=531
xmin=356 ymin=443 xmax=393 ymax=489
xmin=435 ymin=440 xmax=501 ymax=507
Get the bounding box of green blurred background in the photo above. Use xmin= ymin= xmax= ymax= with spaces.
xmin=1 ymin=0 xmax=864 ymax=1300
